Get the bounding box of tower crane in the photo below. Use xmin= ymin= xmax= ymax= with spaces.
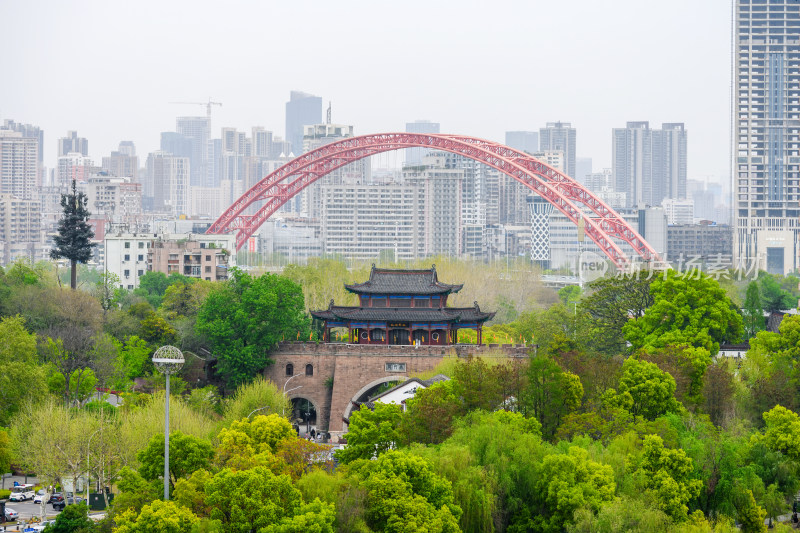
xmin=169 ymin=98 xmax=222 ymax=120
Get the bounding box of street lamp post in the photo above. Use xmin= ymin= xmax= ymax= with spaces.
xmin=247 ymin=406 xmax=270 ymax=418
xmin=152 ymin=345 xmax=184 ymax=501
xmin=85 ymin=428 xmax=101 ymax=506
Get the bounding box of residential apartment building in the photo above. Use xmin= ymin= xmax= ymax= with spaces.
xmin=321 ymin=182 xmax=425 ymax=261
xmin=405 ymin=120 xmax=441 ymax=166
xmin=84 ymin=174 xmax=143 ymax=225
xmin=102 ymin=141 xmax=139 ymax=180
xmin=733 ymin=0 xmax=800 ymax=274
xmin=104 ymin=232 xmax=235 ymax=289
xmin=667 ymin=223 xmax=733 ymax=267
xmin=58 ymin=131 xmax=88 ymax=157
xmin=539 ymin=122 xmax=576 ymax=178
xmin=612 ymin=121 xmax=687 ymax=208
xmin=145 ymin=151 xmax=189 ymax=217
xmin=0 ymin=194 xmax=41 ymax=265
xmin=0 ymin=130 xmax=38 ymax=200
xmin=285 ymin=91 xmax=322 ymax=156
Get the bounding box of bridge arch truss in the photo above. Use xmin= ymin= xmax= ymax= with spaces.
xmin=207 ymin=133 xmax=659 ymax=268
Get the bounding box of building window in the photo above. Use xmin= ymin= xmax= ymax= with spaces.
xmin=125 ymin=242 xmax=130 ymax=248
xmin=124 ymin=254 xmax=130 ymax=261
xmin=286 ymin=363 xmax=294 ymax=376
xmin=205 ymin=255 xmax=211 ymax=261
xmin=124 ymin=270 xmax=130 ymax=278
xmin=138 ymin=255 xmax=143 ymax=261
xmin=305 ymin=364 xmax=313 ymax=376
xmin=205 ymin=266 xmax=211 ymax=273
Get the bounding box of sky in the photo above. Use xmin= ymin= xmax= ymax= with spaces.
xmin=0 ymin=0 xmax=731 ymax=183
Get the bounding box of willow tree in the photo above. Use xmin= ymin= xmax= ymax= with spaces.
xmin=50 ymin=179 xmax=95 ymax=289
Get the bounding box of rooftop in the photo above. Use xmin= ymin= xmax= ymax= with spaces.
xmin=345 ymin=264 xmax=463 ymax=295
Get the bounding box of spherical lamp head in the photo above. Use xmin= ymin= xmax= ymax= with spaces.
xmin=152 ymin=345 xmax=185 ymax=375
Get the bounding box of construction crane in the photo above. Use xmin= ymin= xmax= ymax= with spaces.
xmin=169 ymin=98 xmax=222 ymax=120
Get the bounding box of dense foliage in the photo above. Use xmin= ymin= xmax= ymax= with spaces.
xmin=3 ymin=257 xmax=800 ymax=532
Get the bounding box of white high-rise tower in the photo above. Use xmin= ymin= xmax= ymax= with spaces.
xmin=734 ymin=0 xmax=800 ymax=275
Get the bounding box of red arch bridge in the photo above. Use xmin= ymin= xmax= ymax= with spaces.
xmin=206 ymin=133 xmax=660 ymax=268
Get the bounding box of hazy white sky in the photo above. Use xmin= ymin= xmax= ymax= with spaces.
xmin=1 ymin=0 xmax=731 ymax=182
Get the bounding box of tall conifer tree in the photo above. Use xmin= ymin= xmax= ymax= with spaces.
xmin=50 ymin=179 xmax=95 ymax=289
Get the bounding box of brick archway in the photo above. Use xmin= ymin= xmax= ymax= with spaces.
xmin=341 ymin=375 xmax=407 ymax=431
xmin=263 ymin=342 xmax=531 ymax=436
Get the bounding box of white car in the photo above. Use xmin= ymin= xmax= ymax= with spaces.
xmin=33 ymin=489 xmax=50 ymax=504
xmin=9 ymin=484 xmax=35 ymax=501
xmin=3 ymin=507 xmax=18 ymax=521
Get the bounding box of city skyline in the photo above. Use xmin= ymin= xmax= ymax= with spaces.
xmin=1 ymin=0 xmax=729 ymax=183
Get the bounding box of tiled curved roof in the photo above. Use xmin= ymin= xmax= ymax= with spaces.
xmin=311 ymin=304 xmax=494 ymax=323
xmin=345 ymin=265 xmax=463 ymax=295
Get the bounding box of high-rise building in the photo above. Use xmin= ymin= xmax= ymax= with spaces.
xmin=57 ymin=152 xmax=95 ymax=189
xmin=405 ymin=120 xmax=441 ymax=166
xmin=612 ymin=121 xmax=687 ymax=208
xmin=0 ymin=194 xmax=41 ymax=265
xmin=539 ymin=122 xmax=576 ymax=178
xmin=576 ymin=157 xmax=592 ymax=184
xmin=160 ymin=132 xmax=193 ymax=160
xmin=145 ymin=151 xmax=189 ymax=217
xmin=102 ymin=141 xmax=138 ymax=180
xmin=176 ymin=116 xmax=209 ymax=187
xmin=0 ymin=130 xmax=39 ymax=200
xmin=301 ymin=123 xmax=370 ymax=219
xmin=505 ymin=131 xmax=538 ymax=154
xmin=3 ymin=120 xmax=43 ymax=163
xmin=285 ymin=91 xmax=322 ymax=156
xmin=252 ymin=127 xmax=273 ymax=158
xmin=58 ymin=131 xmax=88 ymax=157
xmin=734 ymin=0 xmax=800 ymax=275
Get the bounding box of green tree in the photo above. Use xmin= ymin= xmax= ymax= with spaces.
xmin=137 ymin=431 xmax=214 ymax=490
xmin=634 ymin=434 xmax=703 ymax=521
xmin=335 ymin=402 xmax=403 ymax=464
xmin=50 ymin=179 xmax=95 ymax=290
xmin=114 ymin=335 xmax=153 ymax=381
xmin=196 ymin=269 xmax=309 ymax=387
xmin=220 ymin=376 xmax=291 ymax=425
xmin=400 ymin=381 xmax=461 ymax=445
xmin=607 ymin=357 xmax=680 ymax=421
xmin=47 ymin=367 xmax=97 ymax=403
xmin=349 ymin=449 xmax=462 ymax=533
xmin=94 ymin=270 xmax=123 ymax=321
xmin=43 ymin=500 xmax=94 ymax=532
xmin=0 ymin=429 xmax=11 ymax=475
xmin=114 ymin=499 xmax=200 ymax=533
xmin=735 ymin=490 xmax=767 ymax=533
xmin=623 ymin=270 xmax=743 ymax=354
xmin=260 ymin=499 xmax=336 ymax=533
xmin=451 ymin=357 xmax=503 ymax=413
xmin=139 ymin=311 xmax=178 ymax=346
xmin=530 ymin=447 xmax=616 ymax=533
xmin=762 ymin=405 xmax=800 ymax=461
xmin=743 ymin=281 xmax=764 ymax=338
xmin=758 ymin=273 xmax=798 ymax=313
xmin=216 ymin=413 xmax=296 ymax=469
xmin=206 ymin=466 xmax=303 ymax=532
xmin=0 ymin=315 xmax=47 ymax=425
xmin=581 ymin=273 xmax=653 ymax=355
xmin=524 ymin=354 xmax=583 ymax=439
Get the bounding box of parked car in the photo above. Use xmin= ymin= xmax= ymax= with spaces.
xmin=9 ymin=484 xmax=35 ymax=501
xmin=33 ymin=489 xmax=51 ymax=504
xmin=52 ymin=495 xmax=84 ymax=511
xmin=4 ymin=507 xmax=19 ymax=521
xmin=49 ymin=492 xmax=64 ymax=503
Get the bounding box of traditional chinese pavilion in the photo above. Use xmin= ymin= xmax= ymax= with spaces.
xmin=311 ymin=265 xmax=495 ymax=345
